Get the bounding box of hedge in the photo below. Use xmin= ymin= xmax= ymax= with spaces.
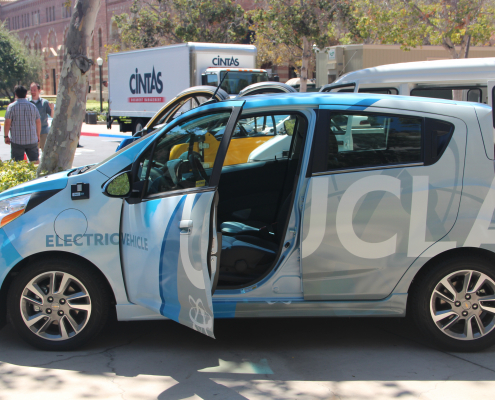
xmin=0 ymin=160 xmax=37 ymax=193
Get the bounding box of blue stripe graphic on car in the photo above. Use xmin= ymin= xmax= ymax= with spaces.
xmin=158 ymin=195 xmax=186 ymax=320
xmin=0 ymin=228 xmax=23 ymax=285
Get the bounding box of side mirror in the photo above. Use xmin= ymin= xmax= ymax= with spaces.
xmin=284 ymin=120 xmax=295 ymax=136
xmin=103 ymin=171 xmax=131 ymax=198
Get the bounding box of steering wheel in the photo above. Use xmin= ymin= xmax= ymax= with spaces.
xmin=148 ymin=159 xmax=183 ymax=194
xmin=188 ymin=152 xmax=208 ymax=182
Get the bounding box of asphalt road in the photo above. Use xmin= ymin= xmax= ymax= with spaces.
xmin=1 ymin=316 xmax=495 ymax=399
xmin=0 ymin=123 xmax=125 ymax=167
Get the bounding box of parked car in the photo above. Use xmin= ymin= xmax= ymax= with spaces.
xmin=1 ymin=92 xmax=494 ymax=352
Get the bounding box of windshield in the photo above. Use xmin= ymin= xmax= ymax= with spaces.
xmin=220 ymin=72 xmax=268 ymax=94
xmin=86 ymin=133 xmax=153 ymax=173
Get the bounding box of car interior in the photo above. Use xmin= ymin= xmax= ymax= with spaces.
xmin=136 ymin=110 xmax=308 ymax=288
xmin=216 ymin=113 xmax=307 ymax=287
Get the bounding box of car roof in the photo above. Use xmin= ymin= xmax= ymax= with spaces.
xmin=330 ymin=57 xmax=495 ymax=86
xmin=224 ymin=91 xmax=489 ymax=120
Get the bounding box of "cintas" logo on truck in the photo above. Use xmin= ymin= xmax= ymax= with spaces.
xmin=128 ymin=67 xmax=164 ymax=103
xmin=212 ymin=56 xmax=240 ymax=66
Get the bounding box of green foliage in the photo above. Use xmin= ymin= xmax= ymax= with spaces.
xmin=353 ymin=0 xmax=495 ymax=58
xmin=110 ymin=0 xmax=248 ymax=52
xmin=0 ymin=22 xmax=43 ymax=101
xmin=85 ymin=100 xmax=109 ymax=113
xmin=0 ymin=160 xmax=37 ymax=193
xmin=248 ymin=0 xmax=360 ymax=89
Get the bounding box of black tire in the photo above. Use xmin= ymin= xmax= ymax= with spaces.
xmin=8 ymin=256 xmax=111 ymax=351
xmin=409 ymin=255 xmax=495 ymax=352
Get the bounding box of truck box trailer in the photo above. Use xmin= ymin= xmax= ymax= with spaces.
xmin=107 ymin=42 xmax=267 ymax=133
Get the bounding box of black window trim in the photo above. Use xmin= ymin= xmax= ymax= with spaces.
xmin=411 ymin=85 xmax=486 ymax=102
xmin=311 ymin=109 xmax=426 ymax=175
xmin=311 ymin=109 xmax=457 ymax=175
xmin=320 ymin=82 xmax=357 ymax=93
xmin=130 ymin=106 xmax=243 ymax=201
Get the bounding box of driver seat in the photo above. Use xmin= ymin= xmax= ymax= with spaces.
xmin=219 ymin=194 xmax=293 ymax=282
xmin=220 ymin=193 xmax=292 ymax=238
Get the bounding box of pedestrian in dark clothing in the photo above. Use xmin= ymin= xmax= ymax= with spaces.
xmin=4 ymin=85 xmax=41 ymax=162
xmin=29 ymin=82 xmax=53 ymax=151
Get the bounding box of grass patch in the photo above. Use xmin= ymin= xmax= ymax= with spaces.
xmin=0 ymin=110 xmax=5 ymax=118
xmin=86 ymin=99 xmax=109 ymax=113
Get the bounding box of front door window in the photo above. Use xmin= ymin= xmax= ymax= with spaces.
xmin=137 ymin=112 xmax=231 ymax=196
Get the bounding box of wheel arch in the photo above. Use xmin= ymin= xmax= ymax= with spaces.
xmin=0 ymin=251 xmax=117 ymax=329
xmin=399 ymin=247 xmax=495 ymax=297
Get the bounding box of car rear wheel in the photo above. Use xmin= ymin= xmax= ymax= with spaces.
xmin=8 ymin=257 xmax=111 ymax=351
xmin=410 ymin=255 xmax=495 ymax=352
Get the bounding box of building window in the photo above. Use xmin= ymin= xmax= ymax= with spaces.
xmin=98 ymin=28 xmax=102 ymax=48
xmin=62 ymin=2 xmax=72 ymax=18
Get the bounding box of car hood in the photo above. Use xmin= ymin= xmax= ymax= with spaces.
xmin=0 ymin=171 xmax=68 ymax=201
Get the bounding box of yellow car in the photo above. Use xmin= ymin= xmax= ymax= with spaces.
xmin=121 ymin=83 xmax=296 ymax=166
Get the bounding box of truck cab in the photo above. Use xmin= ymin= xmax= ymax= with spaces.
xmin=201 ymin=68 xmax=269 ymax=95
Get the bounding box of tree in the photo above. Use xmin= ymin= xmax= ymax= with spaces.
xmin=0 ymin=23 xmax=42 ymax=101
xmin=39 ymin=0 xmax=101 ymax=174
xmin=353 ymin=0 xmax=495 ymax=58
xmin=110 ymin=0 xmax=248 ymax=51
xmin=249 ymin=0 xmax=344 ymax=92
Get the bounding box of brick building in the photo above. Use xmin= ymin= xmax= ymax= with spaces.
xmin=0 ymin=0 xmax=293 ymax=99
xmin=0 ymin=0 xmax=134 ymax=98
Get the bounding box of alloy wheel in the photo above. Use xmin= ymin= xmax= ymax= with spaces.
xmin=19 ymin=271 xmax=92 ymax=341
xmin=430 ymin=269 xmax=495 ymax=341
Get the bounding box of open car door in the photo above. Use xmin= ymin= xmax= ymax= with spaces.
xmin=120 ymin=102 xmax=243 ymax=338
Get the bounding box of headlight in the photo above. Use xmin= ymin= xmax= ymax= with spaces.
xmin=0 ymin=194 xmax=31 ymax=228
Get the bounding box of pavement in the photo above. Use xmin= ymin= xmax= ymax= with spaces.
xmin=0 ymin=121 xmax=130 ymax=166
xmin=1 ymin=316 xmax=495 ymax=399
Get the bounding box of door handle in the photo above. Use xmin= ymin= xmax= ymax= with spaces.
xmin=180 ymin=220 xmax=193 ymax=235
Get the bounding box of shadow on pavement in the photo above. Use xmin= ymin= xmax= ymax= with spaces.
xmin=0 ymin=317 xmax=494 ymax=399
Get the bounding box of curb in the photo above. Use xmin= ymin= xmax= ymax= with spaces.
xmin=80 ymin=132 xmax=131 ymax=139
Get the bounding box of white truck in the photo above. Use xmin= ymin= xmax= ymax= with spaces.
xmin=107 ymin=42 xmax=268 ymax=133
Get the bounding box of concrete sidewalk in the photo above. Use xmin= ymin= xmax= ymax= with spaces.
xmin=1 ymin=317 xmax=495 ymax=399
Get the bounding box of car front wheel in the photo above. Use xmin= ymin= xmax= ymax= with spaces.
xmin=410 ymin=255 xmax=495 ymax=352
xmin=8 ymin=257 xmax=110 ymax=351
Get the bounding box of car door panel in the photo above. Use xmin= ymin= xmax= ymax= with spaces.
xmin=302 ymin=108 xmax=466 ymax=300
xmin=120 ymin=103 xmax=243 ymax=337
xmin=122 ymin=191 xmax=216 ymax=337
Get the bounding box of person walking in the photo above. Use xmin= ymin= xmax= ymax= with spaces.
xmin=29 ymin=82 xmax=53 ymax=151
xmin=4 ymin=85 xmax=41 ymax=162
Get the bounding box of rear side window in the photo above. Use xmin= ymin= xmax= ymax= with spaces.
xmin=325 ymin=113 xmax=423 ymax=171
xmin=424 ymin=118 xmax=455 ymax=165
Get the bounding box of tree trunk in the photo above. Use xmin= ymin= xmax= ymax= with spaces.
xmin=300 ymin=36 xmax=311 ymax=93
xmin=38 ymin=0 xmax=100 ymax=175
